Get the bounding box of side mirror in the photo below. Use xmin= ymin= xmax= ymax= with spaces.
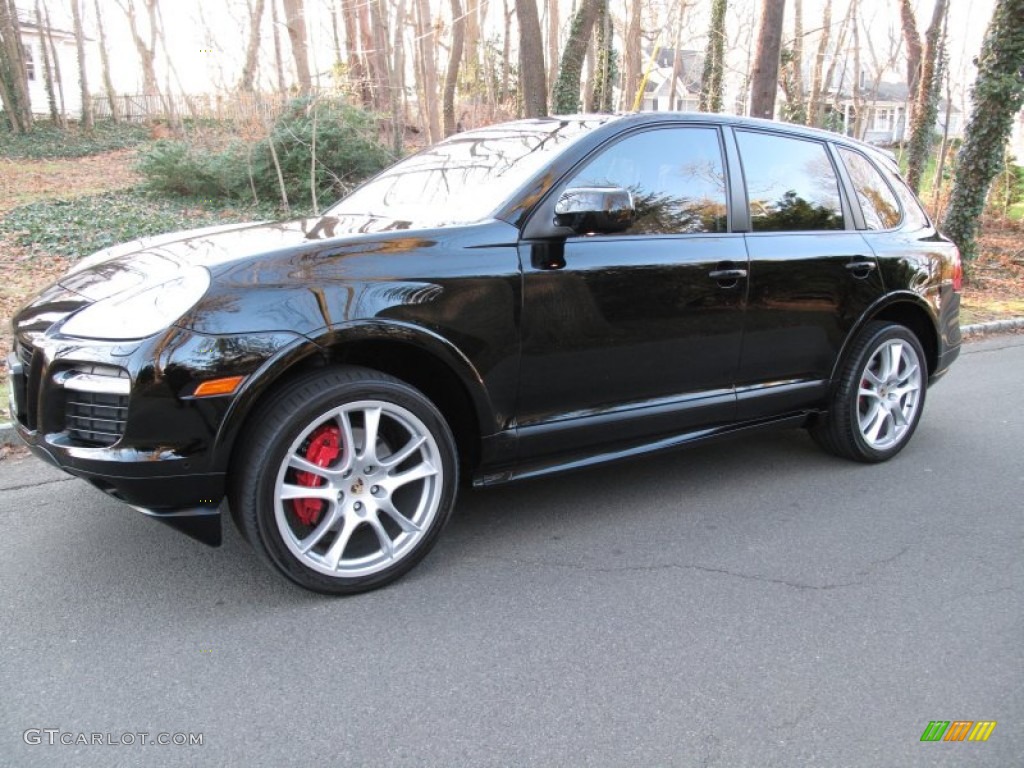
xmin=553 ymin=187 xmax=635 ymax=235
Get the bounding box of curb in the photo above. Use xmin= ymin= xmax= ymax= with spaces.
xmin=961 ymin=317 xmax=1024 ymax=337
xmin=2 ymin=317 xmax=1024 ymax=448
xmin=0 ymin=421 xmax=17 ymax=448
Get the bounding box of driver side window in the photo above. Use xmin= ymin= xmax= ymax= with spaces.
xmin=564 ymin=127 xmax=729 ymax=235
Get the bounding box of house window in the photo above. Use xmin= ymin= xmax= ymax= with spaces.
xmin=651 ymin=98 xmax=659 ymax=111
xmin=872 ymin=107 xmax=896 ymax=132
xmin=25 ymin=44 xmax=35 ymax=81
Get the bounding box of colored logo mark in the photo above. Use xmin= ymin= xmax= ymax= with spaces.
xmin=920 ymin=720 xmax=997 ymax=742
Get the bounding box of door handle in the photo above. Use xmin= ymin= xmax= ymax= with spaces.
xmin=845 ymin=259 xmax=877 ymax=277
xmin=709 ymin=268 xmax=748 ymax=281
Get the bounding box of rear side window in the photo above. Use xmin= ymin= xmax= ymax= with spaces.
xmin=837 ymin=147 xmax=901 ymax=229
xmin=565 ymin=126 xmax=728 ymax=235
xmin=875 ymin=161 xmax=931 ymax=231
xmin=736 ymin=130 xmax=844 ymax=232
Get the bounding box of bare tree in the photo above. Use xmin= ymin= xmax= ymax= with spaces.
xmin=414 ymin=0 xmax=442 ymax=139
xmin=70 ymin=0 xmax=92 ymax=128
xmin=116 ymin=0 xmax=160 ymax=96
xmin=622 ymin=0 xmax=641 ymax=110
xmin=35 ymin=1 xmax=60 ymax=124
xmin=0 ymin=0 xmax=33 ymax=132
xmin=92 ymin=0 xmax=117 ymax=120
xmin=270 ymin=0 xmax=287 ymax=91
xmin=239 ymin=0 xmax=266 ymax=92
xmin=281 ymin=0 xmax=312 ymax=94
xmin=546 ymin=0 xmax=559 ymax=98
xmin=516 ymin=0 xmax=546 ymax=116
xmin=443 ymin=0 xmax=465 ymax=135
xmin=748 ymin=0 xmax=786 ymax=119
xmin=806 ymin=0 xmax=831 ymax=126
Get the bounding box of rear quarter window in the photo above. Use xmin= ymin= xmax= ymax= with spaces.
xmin=837 ymin=147 xmax=901 ymax=230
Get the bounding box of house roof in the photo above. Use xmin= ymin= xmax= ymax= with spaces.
xmin=15 ymin=6 xmax=76 ymax=38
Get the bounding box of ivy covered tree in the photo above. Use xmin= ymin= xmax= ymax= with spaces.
xmin=699 ymin=0 xmax=727 ymax=113
xmin=552 ymin=0 xmax=603 ymax=114
xmin=942 ymin=0 xmax=1024 ymax=262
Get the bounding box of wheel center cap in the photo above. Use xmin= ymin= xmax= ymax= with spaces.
xmin=351 ymin=478 xmax=364 ymax=495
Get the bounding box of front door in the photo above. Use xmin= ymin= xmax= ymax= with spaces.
xmin=516 ymin=125 xmax=748 ymax=462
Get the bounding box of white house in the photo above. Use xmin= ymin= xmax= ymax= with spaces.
xmin=832 ymin=80 xmax=963 ymax=145
xmin=15 ymin=6 xmax=87 ymax=119
xmin=638 ymin=48 xmax=702 ymax=113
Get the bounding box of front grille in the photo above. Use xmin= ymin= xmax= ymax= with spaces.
xmin=65 ymin=391 xmax=129 ymax=446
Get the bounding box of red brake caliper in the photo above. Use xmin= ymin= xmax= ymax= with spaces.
xmin=292 ymin=424 xmax=342 ymax=526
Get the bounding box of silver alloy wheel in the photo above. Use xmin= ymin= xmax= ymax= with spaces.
xmin=856 ymin=338 xmax=923 ymax=451
xmin=273 ymin=399 xmax=444 ymax=579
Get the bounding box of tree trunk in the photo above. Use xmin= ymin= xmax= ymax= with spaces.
xmin=391 ymin=0 xmax=406 ymax=153
xmin=281 ymin=0 xmax=312 ymax=94
xmin=699 ymin=0 xmax=727 ymax=112
xmin=622 ymin=0 xmax=641 ymax=110
xmin=117 ymin=0 xmax=160 ymax=97
xmin=501 ymin=0 xmax=512 ymax=101
xmin=516 ymin=0 xmax=546 ymax=116
xmin=414 ymin=0 xmax=441 ymax=140
xmin=239 ymin=0 xmax=266 ymax=91
xmin=70 ymin=0 xmax=92 ymax=128
xmin=92 ymin=0 xmax=117 ymax=120
xmin=667 ymin=6 xmax=683 ymax=111
xmin=905 ymin=0 xmax=949 ymax=192
xmin=270 ymin=0 xmax=287 ymax=91
xmin=942 ymin=0 xmax=1024 ymax=262
xmin=806 ymin=0 xmax=831 ymax=126
xmin=45 ymin=3 xmax=68 ymax=124
xmin=0 ymin=0 xmax=34 ymax=132
xmin=373 ymin=0 xmax=394 ymax=114
xmin=552 ymin=0 xmax=601 ymax=114
xmin=589 ymin=1 xmax=614 ymax=112
xmin=443 ymin=0 xmax=465 ymax=135
xmin=35 ymin=1 xmax=60 ymax=124
xmin=898 ymin=0 xmax=922 ymax=101
xmin=546 ymin=0 xmax=558 ymax=99
xmin=748 ymin=0 xmax=785 ymax=119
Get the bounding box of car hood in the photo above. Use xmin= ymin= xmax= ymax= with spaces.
xmin=56 ymin=213 xmax=445 ymax=302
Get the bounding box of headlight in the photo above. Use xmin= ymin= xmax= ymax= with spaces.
xmin=61 ymin=267 xmax=211 ymax=340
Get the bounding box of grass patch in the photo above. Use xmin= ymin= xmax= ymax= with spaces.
xmin=960 ymin=296 xmax=1024 ymax=325
xmin=0 ymin=120 xmax=151 ymax=160
xmin=0 ymin=189 xmax=303 ymax=260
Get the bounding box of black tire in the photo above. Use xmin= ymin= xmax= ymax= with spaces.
xmin=811 ymin=321 xmax=928 ymax=463
xmin=229 ymin=366 xmax=458 ymax=594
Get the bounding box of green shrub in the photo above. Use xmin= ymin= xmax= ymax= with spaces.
xmin=137 ymin=99 xmax=395 ymax=209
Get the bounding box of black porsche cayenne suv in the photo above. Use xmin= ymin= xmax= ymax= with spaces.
xmin=9 ymin=113 xmax=962 ymax=593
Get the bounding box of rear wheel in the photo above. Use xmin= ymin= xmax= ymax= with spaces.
xmin=811 ymin=322 xmax=927 ymax=462
xmin=231 ymin=367 xmax=458 ymax=594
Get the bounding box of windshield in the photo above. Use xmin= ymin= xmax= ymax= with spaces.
xmin=328 ymin=118 xmax=605 ymax=228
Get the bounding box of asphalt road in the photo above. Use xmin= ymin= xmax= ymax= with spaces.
xmin=1 ymin=336 xmax=1021 ymax=768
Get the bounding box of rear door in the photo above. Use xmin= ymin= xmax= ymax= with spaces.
xmin=731 ymin=128 xmax=885 ymax=419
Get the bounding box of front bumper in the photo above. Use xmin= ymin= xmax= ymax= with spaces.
xmin=8 ymin=326 xmax=305 ymax=546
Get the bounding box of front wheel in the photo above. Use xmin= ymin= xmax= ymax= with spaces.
xmin=231 ymin=367 xmax=458 ymax=594
xmin=811 ymin=322 xmax=927 ymax=463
